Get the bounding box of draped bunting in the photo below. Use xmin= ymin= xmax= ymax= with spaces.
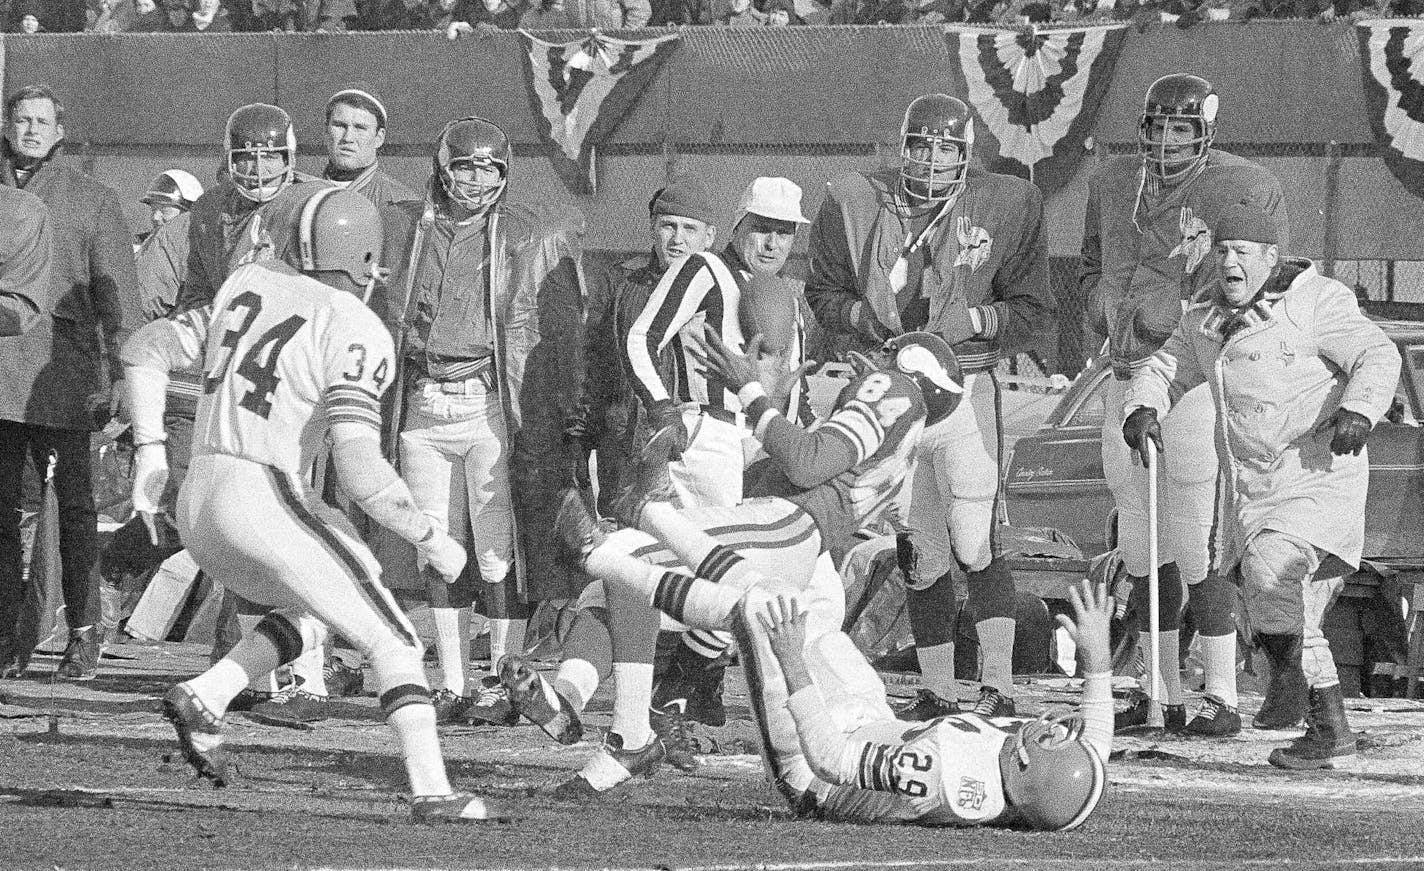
xmin=519 ymin=29 xmax=679 ymax=195
xmin=1360 ymin=20 xmax=1424 ymax=200
xmin=944 ymin=23 xmax=1128 ymax=197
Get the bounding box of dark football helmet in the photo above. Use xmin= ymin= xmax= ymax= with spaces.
xmin=226 ymin=103 xmax=296 ymax=204
xmin=1000 ymin=711 xmax=1107 ymax=831
xmin=292 ymin=187 xmax=384 ymax=293
xmin=1139 ymin=74 xmax=1217 ymax=185
xmin=899 ymin=94 xmax=973 ymax=206
xmin=434 ymin=117 xmax=510 ymax=212
xmin=881 ymin=331 xmax=963 ymax=425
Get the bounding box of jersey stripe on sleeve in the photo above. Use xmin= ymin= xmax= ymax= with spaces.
xmin=324 ymin=383 xmax=382 ymax=430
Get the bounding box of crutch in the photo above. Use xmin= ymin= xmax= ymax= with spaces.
xmin=1144 ymin=441 xmax=1165 ymax=729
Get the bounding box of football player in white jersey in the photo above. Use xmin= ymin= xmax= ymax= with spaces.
xmin=121 ymin=187 xmax=503 ymax=823
xmin=753 ymin=579 xmax=1111 ymax=829
xmin=501 ymin=331 xmax=962 ymax=796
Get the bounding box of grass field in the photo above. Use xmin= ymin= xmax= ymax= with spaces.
xmin=4 ymin=643 xmax=1424 ymax=871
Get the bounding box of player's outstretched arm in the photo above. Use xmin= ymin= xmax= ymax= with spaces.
xmin=121 ymin=308 xmax=211 ymax=541
xmin=698 ymin=328 xmax=859 ymax=489
xmin=328 ymin=422 xmax=466 ymax=584
xmin=758 ymin=595 xmax=813 ymax=694
xmin=1055 ymin=579 xmax=1115 ymax=762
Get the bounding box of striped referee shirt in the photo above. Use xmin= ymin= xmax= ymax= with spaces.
xmin=625 ymin=251 xmax=746 ymax=414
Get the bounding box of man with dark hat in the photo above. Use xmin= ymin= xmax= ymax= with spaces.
xmin=1124 ymin=204 xmax=1400 ymax=770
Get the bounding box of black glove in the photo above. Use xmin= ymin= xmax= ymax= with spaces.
xmin=1316 ymin=407 xmax=1372 ymax=456
xmin=646 ymin=399 xmax=690 ymax=462
xmin=1122 ymin=406 xmax=1164 ymax=468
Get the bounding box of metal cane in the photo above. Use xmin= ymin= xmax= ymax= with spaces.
xmin=1145 ymin=441 xmax=1164 ymax=729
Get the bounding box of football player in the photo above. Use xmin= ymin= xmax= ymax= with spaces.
xmin=121 ymin=188 xmax=503 ymax=822
xmin=172 ymin=104 xmax=336 ymax=721
xmin=805 ymin=93 xmax=1055 ymax=720
xmin=752 ymin=579 xmax=1110 ymax=828
xmin=503 ymin=331 xmax=963 ymax=796
xmin=1080 ymin=74 xmax=1287 ymax=735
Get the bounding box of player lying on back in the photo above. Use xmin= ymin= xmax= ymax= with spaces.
xmin=758 ymin=581 xmax=1112 ymax=829
xmin=500 ymin=330 xmax=962 ymax=795
xmin=121 ymin=187 xmax=503 ymax=823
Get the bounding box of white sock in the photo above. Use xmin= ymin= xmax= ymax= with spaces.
xmin=1140 ymin=630 xmax=1184 ymax=706
xmin=1200 ymin=632 xmax=1239 ymax=708
xmin=611 ymin=661 xmax=654 ymax=748
xmin=291 ymin=626 xmax=328 ymax=697
xmin=489 ymin=618 xmax=527 ymax=668
xmin=189 ymin=632 xmax=283 ymax=712
xmin=432 ymin=607 xmax=467 ymax=696
xmin=237 ymin=614 xmax=282 ymax=694
xmin=555 ymin=658 xmax=600 ymax=713
xmin=976 ymin=617 xmax=1016 ymax=696
xmin=916 ymin=642 xmax=958 ymax=702
xmin=387 ymin=702 xmax=452 ymax=797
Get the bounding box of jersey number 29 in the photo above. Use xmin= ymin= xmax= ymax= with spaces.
xmin=203 ymin=291 xmax=308 ymax=419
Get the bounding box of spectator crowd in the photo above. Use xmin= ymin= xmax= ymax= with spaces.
xmin=3 ymin=0 xmax=1420 ymax=36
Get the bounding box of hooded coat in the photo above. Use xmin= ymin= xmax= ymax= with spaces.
xmin=1125 ymin=260 xmax=1400 ymax=573
xmin=385 ymin=189 xmax=587 ymax=602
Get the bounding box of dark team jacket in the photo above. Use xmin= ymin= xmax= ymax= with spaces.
xmin=805 ymin=166 xmax=1053 ymax=372
xmin=1079 ymin=150 xmax=1285 ymax=378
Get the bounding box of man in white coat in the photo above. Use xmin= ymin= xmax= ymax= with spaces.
xmin=1122 ymin=204 xmax=1399 ymax=770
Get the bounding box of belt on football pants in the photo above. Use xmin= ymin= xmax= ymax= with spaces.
xmin=423 ymin=371 xmax=497 ymax=395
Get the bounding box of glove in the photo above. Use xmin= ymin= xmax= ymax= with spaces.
xmin=130 ymin=443 xmax=169 ymax=546
xmin=1122 ymin=406 xmax=1164 ymax=468
xmin=646 ymin=399 xmax=690 ymax=462
xmin=1316 ymin=407 xmax=1372 ymax=456
xmin=416 ymin=527 xmax=467 ymax=584
xmin=937 ymin=297 xmax=979 ymax=347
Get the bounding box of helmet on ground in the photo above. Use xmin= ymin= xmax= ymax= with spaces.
xmin=292 ymin=187 xmax=384 ymax=287
xmin=142 ymin=169 xmax=204 ymax=211
xmin=899 ymin=94 xmax=973 ymax=205
xmin=434 ymin=117 xmax=510 ymax=212
xmin=880 ymin=331 xmax=963 ymax=425
xmin=1000 ymin=711 xmax=1107 ymax=831
xmin=226 ymin=103 xmax=296 ymax=204
xmin=1139 ymin=74 xmax=1217 ymax=185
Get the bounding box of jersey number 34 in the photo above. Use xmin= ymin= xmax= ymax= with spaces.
xmin=203 ymin=290 xmax=308 ymax=419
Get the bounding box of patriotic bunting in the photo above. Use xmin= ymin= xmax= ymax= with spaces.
xmin=519 ymin=29 xmax=680 ymax=195
xmin=944 ymin=24 xmax=1128 ymax=197
xmin=1359 ymin=20 xmax=1424 ymax=200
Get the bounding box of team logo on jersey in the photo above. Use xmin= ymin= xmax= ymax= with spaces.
xmin=952 ymin=217 xmax=993 ymax=272
xmin=1169 ymin=206 xmax=1212 ymax=275
xmin=234 ymin=215 xmax=277 ymax=268
xmin=957 ymin=776 xmax=988 ymax=811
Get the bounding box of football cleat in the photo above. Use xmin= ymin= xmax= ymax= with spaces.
xmin=227 ymin=686 xmax=283 ymax=713
xmin=431 ymin=688 xmax=474 ymax=725
xmin=971 ymin=685 xmax=1016 ymax=719
xmin=410 ymin=792 xmax=510 ymax=823
xmin=554 ymin=488 xmax=607 ymax=561
xmin=245 ymin=689 xmax=330 ymax=729
xmin=1183 ymin=695 xmax=1242 ymax=738
xmin=553 ymin=731 xmax=664 ymax=800
xmin=162 ymin=684 xmax=233 ymax=787
xmin=324 ymin=659 xmax=366 ymax=698
xmin=1114 ymin=690 xmax=1185 ymax=733
xmin=466 ymin=675 xmax=519 ymax=727
xmin=499 ymin=655 xmax=583 ymax=745
xmin=895 ymin=689 xmax=962 ymax=722
xmin=1000 ymin=710 xmax=1107 ymax=831
xmin=651 ymin=700 xmax=701 ymax=772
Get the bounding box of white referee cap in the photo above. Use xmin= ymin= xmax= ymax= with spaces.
xmin=736 ymin=177 xmax=809 ymax=227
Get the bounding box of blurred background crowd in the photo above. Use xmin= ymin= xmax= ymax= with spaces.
xmin=2 ymin=0 xmax=1418 ymax=37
